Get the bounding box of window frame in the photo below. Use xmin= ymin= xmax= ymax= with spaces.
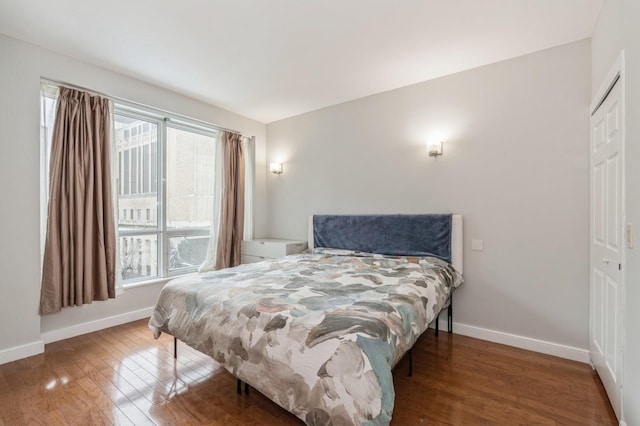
xmin=114 ymin=104 xmax=218 ymax=286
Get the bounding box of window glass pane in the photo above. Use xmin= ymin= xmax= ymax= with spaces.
xmin=169 ymin=235 xmax=209 ymax=272
xmin=40 ymin=94 xmax=57 ymax=170
xmin=115 ymin=114 xmax=158 ymax=232
xmin=120 ymin=234 xmax=157 ymax=281
xmin=166 ymin=127 xmax=216 ymax=229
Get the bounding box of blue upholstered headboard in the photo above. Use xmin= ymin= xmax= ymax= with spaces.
xmin=312 ymin=214 xmax=453 ymax=263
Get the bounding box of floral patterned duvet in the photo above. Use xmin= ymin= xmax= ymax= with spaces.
xmin=148 ymin=248 xmax=463 ymax=425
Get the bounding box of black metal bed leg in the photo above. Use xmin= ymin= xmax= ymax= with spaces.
xmin=236 ymin=379 xmax=250 ymax=395
xmin=408 ymin=349 xmax=413 ymax=377
xmin=435 ymin=315 xmax=439 ymax=336
xmin=448 ymin=295 xmax=453 ymax=333
xmin=173 ymin=337 xmax=177 ymax=359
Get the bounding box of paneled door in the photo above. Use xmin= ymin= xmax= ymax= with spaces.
xmin=590 ymin=76 xmax=623 ymax=420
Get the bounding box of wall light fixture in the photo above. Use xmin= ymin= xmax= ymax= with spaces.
xmin=270 ymin=162 xmax=283 ymax=175
xmin=428 ymin=142 xmax=443 ymax=157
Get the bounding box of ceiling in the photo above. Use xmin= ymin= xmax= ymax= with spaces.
xmin=0 ymin=0 xmax=602 ymax=123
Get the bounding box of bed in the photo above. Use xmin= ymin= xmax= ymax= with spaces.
xmin=149 ymin=214 xmax=463 ymax=425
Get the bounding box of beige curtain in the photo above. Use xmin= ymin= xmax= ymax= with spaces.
xmin=214 ymin=132 xmax=245 ymax=269
xmin=40 ymin=87 xmax=116 ymax=314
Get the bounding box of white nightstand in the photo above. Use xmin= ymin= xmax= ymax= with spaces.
xmin=241 ymin=238 xmax=308 ymax=264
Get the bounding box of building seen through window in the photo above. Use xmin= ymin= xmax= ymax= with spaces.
xmin=115 ymin=114 xmax=216 ymax=282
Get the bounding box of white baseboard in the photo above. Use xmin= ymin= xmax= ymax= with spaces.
xmin=0 ymin=340 xmax=45 ymax=366
xmin=620 ymin=420 xmax=626 ymax=426
xmin=41 ymin=307 xmax=154 ymax=344
xmin=440 ymin=321 xmax=590 ymax=363
xmin=3 ymin=309 xmax=590 ymax=366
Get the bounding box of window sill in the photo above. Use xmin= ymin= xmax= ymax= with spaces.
xmin=123 ymin=272 xmax=199 ymax=290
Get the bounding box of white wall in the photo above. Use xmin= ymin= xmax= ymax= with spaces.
xmin=0 ymin=33 xmax=267 ymax=362
xmin=591 ymin=0 xmax=623 ymax=96
xmin=592 ymin=0 xmax=640 ymax=423
xmin=266 ymin=40 xmax=591 ymax=353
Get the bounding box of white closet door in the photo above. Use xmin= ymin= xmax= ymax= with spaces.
xmin=590 ymin=77 xmax=623 ymax=420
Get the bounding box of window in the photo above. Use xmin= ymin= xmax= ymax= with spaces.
xmin=165 ymin=126 xmax=216 ymax=273
xmin=38 ymin=108 xmax=218 ymax=284
xmin=40 ymin=86 xmax=245 ymax=288
xmin=114 ymin=109 xmax=218 ymax=283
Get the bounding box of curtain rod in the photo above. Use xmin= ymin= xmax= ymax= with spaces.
xmin=40 ymin=77 xmax=247 ymax=137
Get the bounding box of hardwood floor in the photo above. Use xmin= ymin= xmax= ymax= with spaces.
xmin=0 ymin=319 xmax=616 ymax=425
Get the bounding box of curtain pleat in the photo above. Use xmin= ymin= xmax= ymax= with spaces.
xmin=40 ymin=87 xmax=116 ymax=314
xmin=214 ymin=132 xmax=245 ymax=269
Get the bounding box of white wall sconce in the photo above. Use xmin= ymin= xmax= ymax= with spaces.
xmin=428 ymin=142 xmax=443 ymax=157
xmin=270 ymin=162 xmax=283 ymax=175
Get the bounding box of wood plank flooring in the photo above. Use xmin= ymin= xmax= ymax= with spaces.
xmin=0 ymin=319 xmax=616 ymax=425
